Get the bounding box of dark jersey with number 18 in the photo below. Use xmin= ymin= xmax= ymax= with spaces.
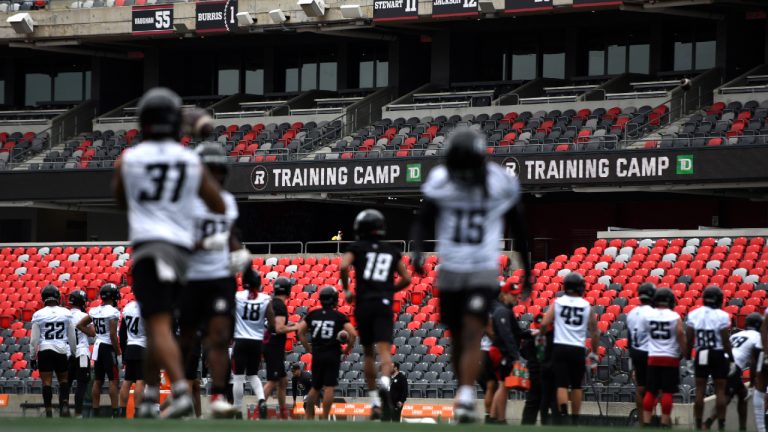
xmin=305 ymin=308 xmax=349 ymax=356
xmin=347 ymin=240 xmax=402 ymax=302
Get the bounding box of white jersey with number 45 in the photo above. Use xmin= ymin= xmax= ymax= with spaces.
xmin=422 ymin=162 xmax=520 ymax=273
xmin=121 ymin=140 xmax=203 ymax=250
xmin=233 ymin=291 xmax=271 ymax=341
xmin=553 ymin=295 xmax=591 ymax=348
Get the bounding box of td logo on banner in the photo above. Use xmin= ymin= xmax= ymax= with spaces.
xmin=676 ymin=155 xmax=694 ymax=175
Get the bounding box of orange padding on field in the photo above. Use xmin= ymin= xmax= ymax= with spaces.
xmin=292 ymin=402 xmax=453 ymax=418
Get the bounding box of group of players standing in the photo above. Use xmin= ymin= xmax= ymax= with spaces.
xmin=24 ymin=86 xmax=768 ymax=427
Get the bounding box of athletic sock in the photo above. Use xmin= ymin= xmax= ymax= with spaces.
xmin=369 ymin=390 xmax=381 ymax=407
xmin=112 ymin=408 xmax=119 ymax=418
xmin=754 ymin=391 xmax=765 ymax=432
xmin=171 ymin=380 xmax=190 ymax=397
xmin=143 ymin=385 xmax=159 ymax=403
xmin=43 ymin=385 xmax=53 ymax=412
xmin=247 ymin=375 xmax=265 ymax=401
xmin=59 ymin=382 xmax=70 ymax=407
xmin=457 ymin=385 xmax=475 ymax=405
xmin=379 ymin=375 xmax=391 ymax=390
xmin=232 ymin=375 xmax=245 ymax=408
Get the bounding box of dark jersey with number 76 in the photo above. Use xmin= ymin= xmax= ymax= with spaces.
xmin=347 ymin=240 xmax=402 ymax=302
xmin=305 ymin=308 xmax=349 ymax=355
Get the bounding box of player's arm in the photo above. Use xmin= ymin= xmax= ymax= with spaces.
xmin=762 ymin=317 xmax=768 ymax=359
xmin=67 ymin=322 xmax=77 ymax=357
xmin=340 ymin=251 xmax=355 ymax=300
xmin=677 ymin=318 xmax=688 ymax=358
xmin=505 ymin=202 xmax=532 ymax=297
xmin=119 ymin=317 xmax=128 ymax=355
xmin=342 ymin=322 xmax=357 ymax=354
xmin=76 ymin=315 xmax=95 ymax=337
xmin=30 ymin=322 xmax=40 ymax=362
xmin=685 ymin=324 xmax=695 ymax=359
xmin=721 ymin=325 xmax=733 ymax=360
xmin=109 ymin=318 xmax=121 ymax=356
xmin=409 ymin=199 xmax=437 ymax=275
xmin=540 ymin=305 xmax=555 ymax=331
xmin=394 ymin=259 xmax=412 ymax=291
xmin=588 ymin=310 xmax=599 ymax=354
xmin=273 ymin=313 xmax=298 ymax=334
xmin=198 ymin=165 xmax=226 ymax=214
xmin=297 ymin=320 xmax=311 ymax=353
xmin=111 ymin=158 xmax=127 ymax=210
xmin=265 ymin=301 xmax=276 ymax=330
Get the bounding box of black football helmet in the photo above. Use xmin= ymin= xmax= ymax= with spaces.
xmin=653 ymin=288 xmax=676 ymax=308
xmin=41 ymin=285 xmax=61 ymax=305
xmin=702 ymin=286 xmax=723 ymax=309
xmin=138 ymin=87 xmax=182 ymax=141
xmin=746 ymin=312 xmax=763 ymax=331
xmin=445 ymin=128 xmax=487 ymax=187
xmin=242 ymin=267 xmax=262 ymax=291
xmin=637 ymin=283 xmax=656 ymax=305
xmin=563 ymin=272 xmax=586 ymax=296
xmin=353 ymin=209 xmax=386 ymax=240
xmin=196 ymin=142 xmax=229 ymax=184
xmin=319 ymin=286 xmax=338 ymax=309
xmin=99 ymin=283 xmax=120 ymax=303
xmin=68 ymin=290 xmax=87 ymax=310
xmin=273 ymin=277 xmax=293 ymax=297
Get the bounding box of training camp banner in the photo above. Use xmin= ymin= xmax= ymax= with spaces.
xmin=0 ymin=147 xmax=767 ymax=202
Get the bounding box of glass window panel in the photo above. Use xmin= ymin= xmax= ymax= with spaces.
xmin=511 ymin=54 xmax=536 ymax=80
xmin=245 ymin=69 xmax=264 ymax=95
xmin=628 ymin=44 xmax=650 ymax=74
xmin=301 ymin=63 xmax=317 ymax=91
xmin=85 ymin=71 xmax=91 ymax=100
xmin=542 ymin=53 xmax=565 ymax=79
xmin=25 ymin=73 xmax=51 ymax=106
xmin=0 ymin=80 xmax=4 ymax=105
xmin=217 ymin=69 xmax=239 ymax=96
xmin=674 ymin=41 xmax=693 ymax=71
xmin=359 ymin=61 xmax=374 ymax=88
xmin=607 ymin=45 xmax=626 ymax=75
xmin=588 ymin=50 xmax=605 ymax=76
xmin=54 ymin=72 xmax=83 ymax=102
xmin=695 ymin=40 xmax=716 ymax=70
xmin=319 ymin=62 xmax=337 ymax=91
xmin=376 ymin=60 xmax=388 ymax=87
xmin=285 ymin=68 xmax=299 ymax=92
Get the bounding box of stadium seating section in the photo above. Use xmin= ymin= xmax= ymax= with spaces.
xmin=1 ymin=236 xmax=765 ymax=401
xmin=657 ymin=100 xmax=768 ymax=148
xmin=0 ymin=131 xmax=49 ymax=169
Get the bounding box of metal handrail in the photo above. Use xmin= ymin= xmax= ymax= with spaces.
xmin=242 ymin=242 xmax=305 ymax=255
xmin=305 ymin=240 xmax=408 ymax=254
xmin=406 ymin=239 xmax=516 ymax=253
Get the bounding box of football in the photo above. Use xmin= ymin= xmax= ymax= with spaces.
xmin=337 ymin=329 xmax=349 ymax=343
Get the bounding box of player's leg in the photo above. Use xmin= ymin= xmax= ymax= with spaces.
xmin=376 ymin=341 xmax=395 ymax=420
xmin=231 ymin=340 xmax=248 ymax=413
xmin=277 ymin=376 xmax=289 ymax=418
xmin=91 ymin=351 xmax=104 ymax=416
xmin=244 ymin=341 xmax=265 ymax=419
xmin=363 ymin=344 xmax=382 ymax=418
xmin=207 ymin=314 xmax=236 ymax=405
xmin=305 ymin=388 xmax=319 ymax=419
xmin=490 ymin=377 xmax=507 ymax=423
xmin=754 ymin=361 xmax=766 ymax=432
xmin=484 ymin=379 xmax=496 ymax=422
xmin=39 ymin=352 xmax=54 ymax=417
xmin=660 ymin=365 xmax=680 ymax=427
xmin=54 ymin=355 xmax=71 ymax=417
xmin=106 ymin=347 xmax=119 ymax=416
xmin=321 ymin=386 xmax=334 ymax=420
xmin=118 ymin=379 xmax=133 ymax=417
xmin=521 ymin=362 xmax=542 ymax=425
xmin=714 ymin=378 xmax=728 ymax=430
xmin=694 ymin=377 xmax=707 ymax=429
xmin=643 ymin=366 xmax=659 ymax=426
xmin=735 ymin=385 xmax=748 ymax=431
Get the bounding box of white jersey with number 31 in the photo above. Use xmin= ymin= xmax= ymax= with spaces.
xmin=121 ymin=140 xmax=203 ymax=250
xmin=553 ymin=295 xmax=591 ymax=348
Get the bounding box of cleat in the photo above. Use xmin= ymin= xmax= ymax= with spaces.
xmin=279 ymin=406 xmax=289 ymax=420
xmin=210 ymin=395 xmax=237 ymax=419
xmin=454 ymin=402 xmax=477 ymax=424
xmin=135 ymin=402 xmax=159 ymax=419
xmin=258 ymin=399 xmax=267 ymax=420
xmin=160 ymin=393 xmax=194 ymax=419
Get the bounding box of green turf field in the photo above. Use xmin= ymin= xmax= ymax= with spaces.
xmin=0 ymin=418 xmax=659 ymax=432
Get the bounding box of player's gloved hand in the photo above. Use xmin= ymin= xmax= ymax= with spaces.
xmin=229 ymin=248 xmax=251 ymax=274
xmin=344 ymin=290 xmax=356 ymax=304
xmin=201 ymin=231 xmax=229 ymax=251
xmin=30 ymin=359 xmax=37 ymax=370
xmin=588 ymin=352 xmax=600 ymax=372
xmin=410 ymin=253 xmax=426 ymax=276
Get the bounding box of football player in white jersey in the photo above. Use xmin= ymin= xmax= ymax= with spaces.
xmin=31 ymin=285 xmax=77 ymax=417
xmin=626 ymin=283 xmax=656 ymax=416
xmin=231 ymin=270 xmax=272 ymax=417
xmin=67 ymin=289 xmax=90 ymax=418
xmin=642 ymin=288 xmax=686 ymax=428
xmin=686 ymin=286 xmax=733 ymax=431
xmin=758 ymin=309 xmax=768 ymax=432
xmin=411 ymin=129 xmax=531 ymax=423
xmin=118 ymin=299 xmax=146 ymax=417
xmin=112 ymin=87 xmax=225 ymax=419
xmin=177 ymin=142 xmax=242 ymax=418
xmin=540 ymin=272 xmax=598 ymax=425
xmin=77 ymin=283 xmax=121 ymax=417
xmin=703 ymin=312 xmax=762 ymax=431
